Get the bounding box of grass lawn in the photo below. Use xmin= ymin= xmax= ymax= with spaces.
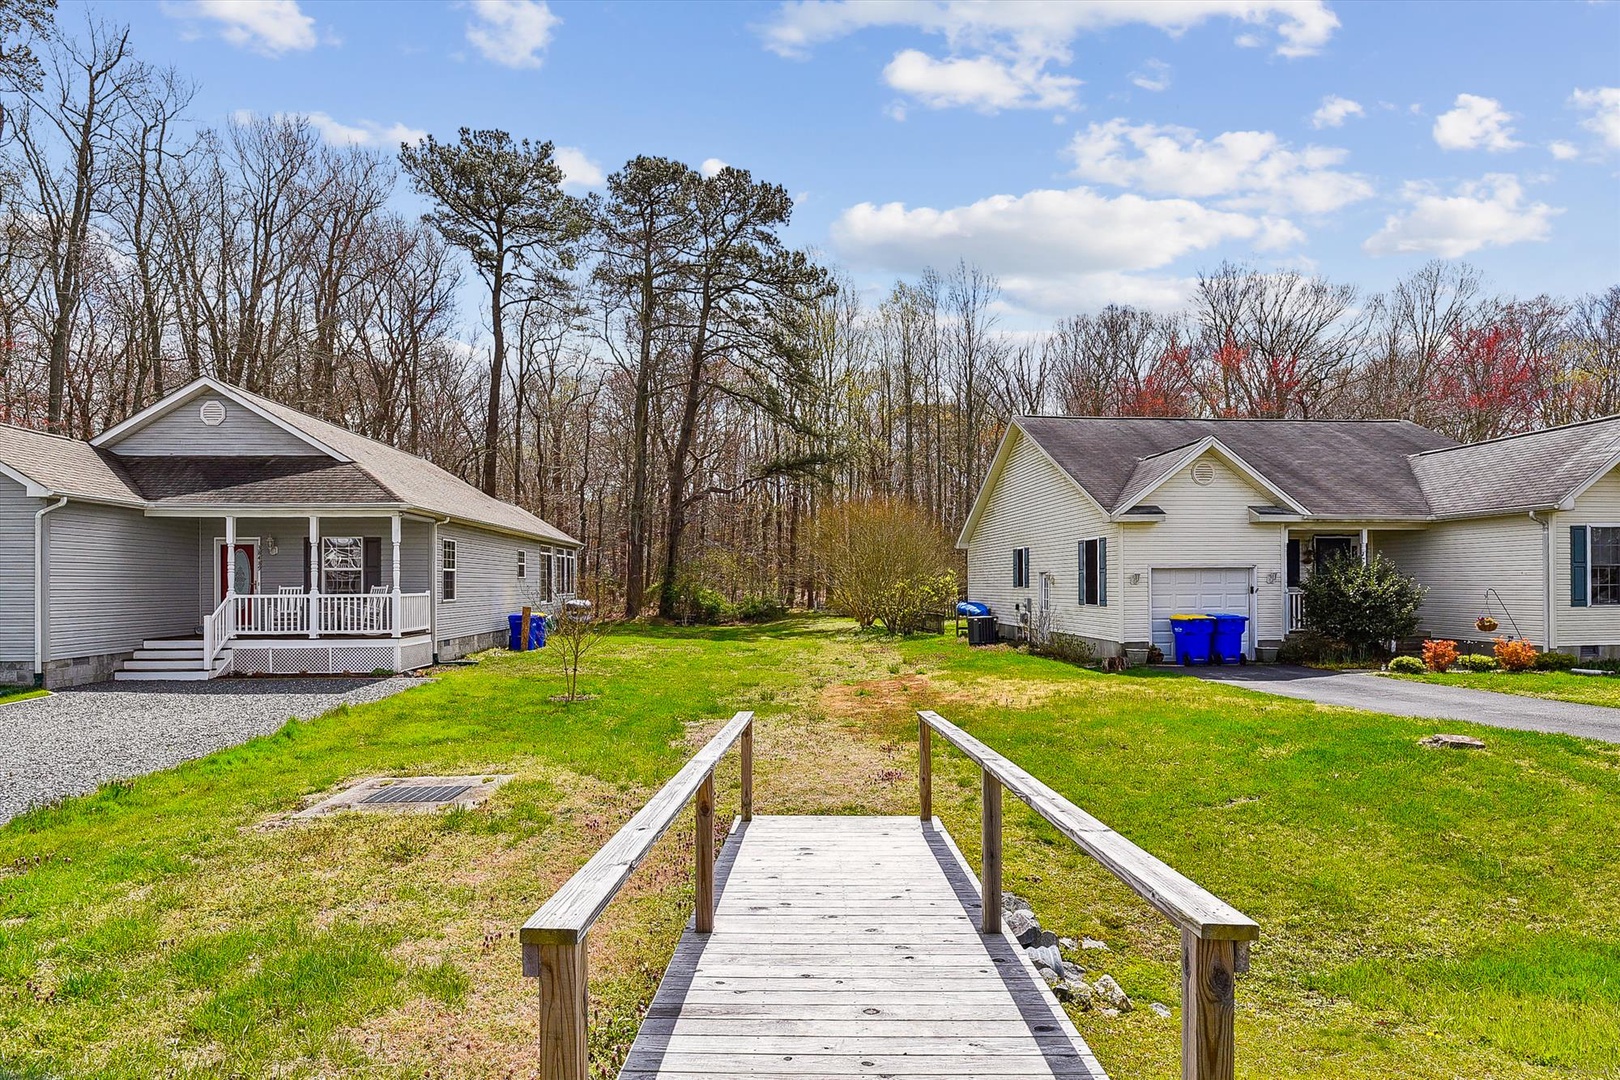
xmin=2 ymin=618 xmax=1617 ymax=1079
xmin=1386 ymin=669 xmax=1620 ymax=709
xmin=0 ymin=686 xmax=47 ymax=706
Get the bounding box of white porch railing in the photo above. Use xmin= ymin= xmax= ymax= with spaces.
xmin=211 ymin=591 xmax=433 ymax=647
xmin=1287 ymin=588 xmax=1305 ymax=633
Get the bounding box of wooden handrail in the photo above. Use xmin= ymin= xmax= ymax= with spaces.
xmin=918 ymin=709 xmax=1258 ymax=1080
xmin=520 ymin=710 xmax=753 ymax=1080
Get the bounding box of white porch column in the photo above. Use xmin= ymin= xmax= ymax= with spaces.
xmin=391 ymin=513 xmax=402 ymax=639
xmin=224 ymin=515 xmax=237 ymax=598
xmin=308 ymin=514 xmax=321 ymax=639
xmin=1360 ymin=528 xmax=1369 ymax=565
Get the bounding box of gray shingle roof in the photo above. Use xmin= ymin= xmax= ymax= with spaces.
xmin=225 ymin=385 xmax=580 ymax=545
xmin=1409 ymin=415 xmax=1620 ymax=516
xmin=1017 ymin=416 xmax=1455 ymax=517
xmin=118 ymin=456 xmax=397 ymax=505
xmin=0 ymin=423 xmax=142 ymax=504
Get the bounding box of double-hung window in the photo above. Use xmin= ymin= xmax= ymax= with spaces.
xmin=517 ymin=550 xmax=526 ymax=578
xmin=1012 ymin=547 xmax=1030 ymax=588
xmin=322 ymin=537 xmax=363 ymax=595
xmin=1592 ymin=527 xmax=1620 ymax=605
xmin=1079 ymin=538 xmax=1108 ymax=606
xmin=441 ymin=539 xmax=457 ymax=602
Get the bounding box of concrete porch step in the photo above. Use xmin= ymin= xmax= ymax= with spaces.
xmin=113 ymin=668 xmax=217 ymax=682
xmin=143 ymin=638 xmax=205 ymax=650
xmin=132 ymin=648 xmax=205 ymax=660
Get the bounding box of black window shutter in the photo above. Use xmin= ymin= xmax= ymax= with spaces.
xmin=1099 ymin=538 xmax=1108 ymax=607
xmin=1078 ymin=542 xmax=1085 ymax=603
xmin=303 ymin=538 xmax=311 ymax=593
xmin=364 ymin=537 xmax=383 ymax=591
xmin=1286 ymin=539 xmax=1302 ymax=588
xmin=1572 ymin=526 xmax=1588 ymax=607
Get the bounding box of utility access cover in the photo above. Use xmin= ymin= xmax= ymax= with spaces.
xmin=360 ymin=783 xmax=473 ymax=805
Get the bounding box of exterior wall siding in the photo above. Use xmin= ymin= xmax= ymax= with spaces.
xmin=1555 ymin=467 xmax=1620 ymax=647
xmin=964 ymin=433 xmax=1124 ymax=650
xmin=44 ymin=501 xmax=199 ymax=666
xmin=110 ymin=394 xmax=321 ymax=456
xmin=1122 ymin=453 xmax=1287 ymax=647
xmin=0 ymin=476 xmax=37 ymax=667
xmin=1375 ymin=516 xmax=1548 ymax=646
xmin=435 ymin=522 xmax=534 ymax=654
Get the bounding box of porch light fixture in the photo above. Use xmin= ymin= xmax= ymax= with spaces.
xmin=266 ymin=536 xmax=279 ymax=555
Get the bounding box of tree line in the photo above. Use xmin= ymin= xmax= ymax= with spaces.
xmin=2 ymin=8 xmax=1617 ymax=617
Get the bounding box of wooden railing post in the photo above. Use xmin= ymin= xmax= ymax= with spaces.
xmin=695 ymin=772 xmax=716 ymax=933
xmin=740 ymin=720 xmax=753 ymax=822
xmin=533 ymin=940 xmax=588 ymax=1080
xmin=1181 ymin=929 xmax=1237 ymax=1080
xmin=980 ymin=768 xmax=1001 ymax=934
xmin=918 ymin=719 xmax=932 ymax=821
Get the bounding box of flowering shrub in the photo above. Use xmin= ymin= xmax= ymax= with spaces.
xmin=1387 ymin=655 xmax=1426 ymax=674
xmin=1494 ymin=637 xmax=1538 ymax=672
xmin=1422 ymin=639 xmax=1459 ymax=672
xmin=1453 ymin=653 xmax=1498 ymax=672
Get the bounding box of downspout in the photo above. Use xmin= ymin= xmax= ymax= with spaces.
xmin=34 ymin=497 xmax=68 ymax=685
xmin=1531 ymin=511 xmax=1553 ymax=651
xmin=429 ymin=516 xmax=450 ymax=662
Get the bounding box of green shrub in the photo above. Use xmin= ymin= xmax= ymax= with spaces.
xmin=1585 ymin=657 xmax=1620 ymax=673
xmin=1453 ymin=654 xmax=1498 ymax=672
xmin=1033 ymin=632 xmax=1094 ymax=666
xmin=1300 ymin=553 xmax=1426 ymax=658
xmin=665 ymin=579 xmax=733 ymax=625
xmin=1532 ymin=650 xmax=1578 ymax=672
xmin=1277 ymin=630 xmax=1350 ymax=665
xmin=735 ymin=595 xmax=788 ymax=623
xmin=1387 ymin=655 xmax=1426 ymax=674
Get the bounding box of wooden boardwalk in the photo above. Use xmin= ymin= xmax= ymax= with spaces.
xmin=619 ymin=815 xmax=1106 ymax=1079
xmin=522 ymin=711 xmax=1257 ymax=1080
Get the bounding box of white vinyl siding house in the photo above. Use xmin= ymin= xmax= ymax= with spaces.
xmin=0 ymin=377 xmax=582 ymax=686
xmin=961 ymin=415 xmax=1620 ymax=664
xmin=963 ymin=431 xmax=1122 ymax=649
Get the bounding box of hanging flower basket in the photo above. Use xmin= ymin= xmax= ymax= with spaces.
xmin=1475 ymin=615 xmax=1498 ymax=633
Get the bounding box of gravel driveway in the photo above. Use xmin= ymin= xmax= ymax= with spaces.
xmin=1189 ymin=665 xmax=1620 ymax=743
xmin=0 ymin=676 xmax=426 ymax=825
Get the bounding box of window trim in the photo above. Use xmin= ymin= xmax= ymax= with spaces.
xmin=1589 ymin=524 xmax=1620 ymax=607
xmin=1012 ymin=547 xmax=1030 ymax=589
xmin=517 ymin=549 xmax=526 ymax=579
xmin=321 ymin=535 xmax=364 ymax=596
xmin=441 ymin=538 xmax=457 ymax=603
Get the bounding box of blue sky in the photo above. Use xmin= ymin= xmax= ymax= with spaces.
xmin=96 ymin=1 xmax=1620 ymax=325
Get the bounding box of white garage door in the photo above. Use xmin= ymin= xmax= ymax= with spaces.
xmin=1150 ymin=567 xmax=1254 ymax=661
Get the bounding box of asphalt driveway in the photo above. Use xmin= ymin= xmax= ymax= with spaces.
xmin=1189 ymin=665 xmax=1620 ymax=743
xmin=0 ymin=676 xmax=426 ymax=825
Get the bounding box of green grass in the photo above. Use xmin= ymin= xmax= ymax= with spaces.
xmin=0 ymin=686 xmax=47 ymax=706
xmin=1387 ymin=668 xmax=1620 ymax=708
xmin=2 ymin=617 xmax=1617 ymax=1079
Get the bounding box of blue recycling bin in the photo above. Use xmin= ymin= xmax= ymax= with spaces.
xmin=1208 ymin=613 xmax=1249 ymax=664
xmin=508 ymin=612 xmax=544 ymax=651
xmin=1170 ymin=614 xmax=1215 ymax=665
xmin=957 ymin=601 xmax=990 ymax=617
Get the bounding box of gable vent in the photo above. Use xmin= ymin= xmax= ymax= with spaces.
xmin=1191 ymin=461 xmax=1216 ymax=486
xmin=199 ymin=400 xmax=226 ymax=427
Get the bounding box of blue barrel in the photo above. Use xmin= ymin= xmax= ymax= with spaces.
xmin=1208 ymin=613 xmax=1249 ymax=664
xmin=1170 ymin=614 xmax=1215 ymax=665
xmin=508 ymin=613 xmax=544 ymax=650
xmin=957 ymin=601 xmax=991 ymax=617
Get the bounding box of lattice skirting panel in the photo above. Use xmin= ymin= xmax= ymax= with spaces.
xmin=228 ymin=639 xmax=429 ymax=675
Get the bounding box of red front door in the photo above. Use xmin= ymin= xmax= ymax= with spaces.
xmin=219 ymin=543 xmax=255 ymax=603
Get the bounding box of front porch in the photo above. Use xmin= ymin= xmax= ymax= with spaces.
xmin=1284 ymin=525 xmax=1424 ymax=635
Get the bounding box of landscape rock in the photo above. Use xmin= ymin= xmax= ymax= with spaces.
xmin=1080 ymin=937 xmax=1109 ymax=952
xmin=1098 ymin=1007 xmax=1120 ymax=1019
xmin=1006 ymin=908 xmax=1040 ymax=946
xmin=1028 ymin=944 xmax=1063 ymax=972
xmin=1039 ymin=967 xmax=1061 ymax=987
xmin=1093 ymin=974 xmax=1133 ymax=1013
xmin=1001 ymin=892 xmax=1030 ymax=915
xmin=1420 ymin=733 xmax=1486 ymax=750
xmin=1054 ymin=978 xmax=1093 ymax=1007
xmin=1060 ymin=960 xmax=1087 ymax=981
xmin=1058 ymin=937 xmax=1078 ymax=950
xmin=1150 ymin=1002 xmax=1172 ymax=1019
xmin=1034 ymin=929 xmax=1059 ymax=950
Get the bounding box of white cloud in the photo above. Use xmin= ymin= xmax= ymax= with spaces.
xmin=465 ymin=0 xmax=559 ymax=69
xmin=1549 ymin=140 xmax=1580 ymax=161
xmin=1572 ymin=86 xmax=1620 ymax=150
xmin=1130 ymin=59 xmax=1171 ymax=93
xmin=699 ymin=158 xmax=729 ymax=178
xmin=1363 ymin=174 xmax=1560 ymax=258
xmin=554 ymin=146 xmax=604 ymax=192
xmin=163 ymin=0 xmax=318 ymax=56
xmin=1067 ymin=119 xmax=1374 ymax=215
xmin=760 ymin=1 xmax=1337 ymax=114
xmin=1310 ymin=95 xmax=1363 ymax=129
xmin=303 ymin=112 xmax=426 ymax=148
xmin=882 ymin=49 xmax=1078 ymax=112
xmin=1432 ymin=93 xmax=1521 ymax=152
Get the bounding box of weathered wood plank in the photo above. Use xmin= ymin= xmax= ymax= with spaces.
xmin=1181 ymin=929 xmax=1237 ymax=1080
xmin=918 ymin=710 xmax=1258 ymax=943
xmin=521 ymin=712 xmax=752 ymax=946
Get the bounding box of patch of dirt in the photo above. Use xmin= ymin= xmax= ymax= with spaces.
xmin=818 ymin=673 xmax=936 ymax=722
